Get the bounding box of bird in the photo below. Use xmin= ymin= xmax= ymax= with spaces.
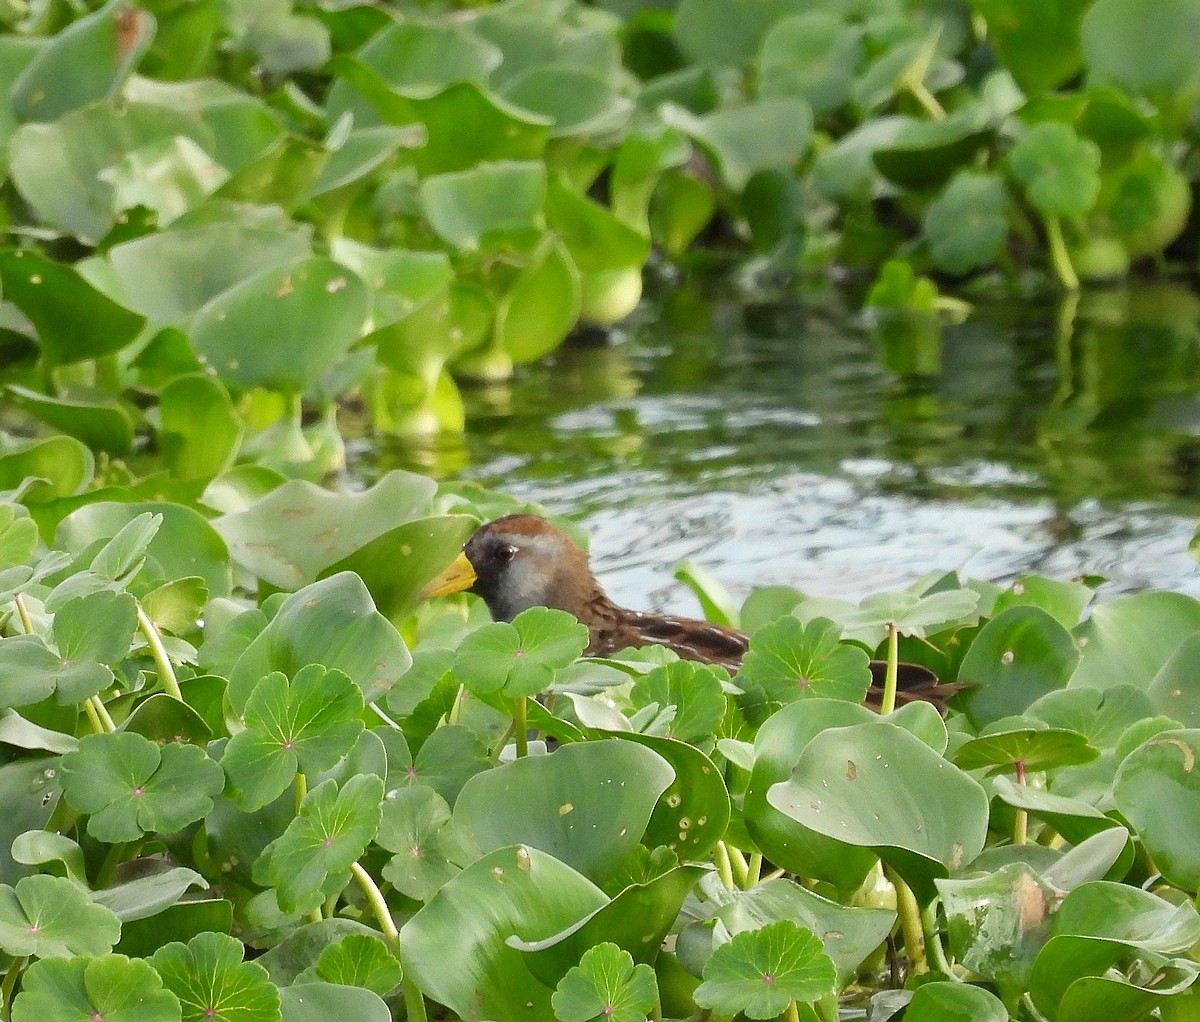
xmin=421 ymin=513 xmax=961 ymax=713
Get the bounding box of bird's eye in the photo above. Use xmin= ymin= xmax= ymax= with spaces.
xmin=496 ymin=544 xmax=518 ymax=563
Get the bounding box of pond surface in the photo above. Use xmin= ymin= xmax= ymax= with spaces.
xmin=359 ymin=273 xmax=1200 ymax=613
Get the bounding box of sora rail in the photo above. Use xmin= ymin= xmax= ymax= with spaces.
xmin=422 ymin=514 xmax=959 ymax=712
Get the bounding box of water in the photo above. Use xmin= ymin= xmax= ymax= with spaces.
xmin=359 ymin=273 xmax=1200 ymax=613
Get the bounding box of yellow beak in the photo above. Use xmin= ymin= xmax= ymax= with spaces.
xmin=420 ymin=552 xmax=478 ymax=600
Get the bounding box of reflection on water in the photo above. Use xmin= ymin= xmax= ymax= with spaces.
xmin=356 ymin=274 xmax=1200 ymax=608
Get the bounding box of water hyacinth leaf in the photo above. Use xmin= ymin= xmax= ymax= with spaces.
xmin=1071 ymin=591 xmax=1200 ymax=690
xmin=152 ymin=931 xmax=280 ymax=1022
xmin=660 ymin=98 xmax=812 ymax=193
xmin=0 ymin=758 xmax=63 ymax=885
xmin=744 ymin=699 xmax=879 ymax=895
xmin=9 ymin=102 xmax=210 ymax=243
xmin=11 ymin=954 xmax=180 ymax=1022
xmin=324 ymin=514 xmax=479 ymax=621
xmin=191 ymin=257 xmax=368 ymax=394
xmin=222 ymin=665 xmax=364 ymax=811
xmin=1028 ymin=685 xmax=1154 ymax=747
xmin=60 ymin=731 xmax=224 ymax=842
xmin=904 ymin=982 xmax=1009 ymax=1022
xmin=0 ymin=249 xmax=146 ymax=367
xmin=1057 ymin=880 xmax=1200 ymax=951
xmin=673 ymin=0 xmax=808 ymax=68
xmin=873 ymin=109 xmax=992 ymax=192
xmin=304 ymin=933 xmax=402 ymax=995
xmin=501 ymin=66 xmax=632 ymax=138
xmin=277 ymin=982 xmax=388 ymax=1022
xmin=0 ymin=435 xmax=93 ymax=504
xmin=454 ymin=607 xmax=589 ymax=698
xmin=758 ymin=13 xmax=862 ymax=114
xmin=1042 ymin=827 xmax=1134 ymax=889
xmin=140 ymin=577 xmax=208 ymax=637
xmin=9 ymin=830 xmax=87 ymax=884
xmin=0 ymin=873 xmax=121 ymax=957
xmin=213 ymin=472 xmax=434 ymax=589
xmin=648 ymin=168 xmax=717 ymax=256
xmin=694 ymin=920 xmax=836 ymax=1020
xmin=1008 ymin=122 xmax=1101 ymax=218
xmin=1148 ymin=634 xmax=1200 ymax=725
xmin=811 ymin=116 xmax=907 ymax=204
xmin=254 ymin=774 xmax=384 ymax=916
xmin=400 ymin=845 xmax=609 ymax=1021
xmin=0 ymin=505 xmax=37 ymax=567
xmin=495 ymin=235 xmax=581 ymax=365
xmin=6 ymin=386 xmax=135 ymax=457
xmin=102 ymin=134 xmax=229 ymax=225
xmin=935 ymin=863 xmax=1059 ymax=1005
xmin=418 ymin=161 xmax=546 ymax=251
xmin=1113 ymin=730 xmax=1200 ymax=890
xmin=623 ymin=734 xmax=730 ymax=861
xmin=1081 ymin=0 xmax=1200 ymax=97
xmin=551 ymin=943 xmax=657 ymax=1022
xmin=376 ymin=785 xmax=462 ymax=901
xmin=991 ymin=775 xmax=1119 ymax=844
xmin=769 ymin=721 xmax=989 ymax=900
xmin=159 ymin=374 xmax=242 ymax=483
xmin=738 ymin=616 xmax=871 ymax=706
xmin=10 ymin=1 xmax=154 ymax=122
xmin=629 ymin=660 xmax=726 ymax=744
xmin=106 ymin=218 xmax=311 ymax=324
xmin=952 ymin=727 xmax=1098 ymax=774
xmin=974 ymin=0 xmax=1091 ymax=93
xmin=923 ymin=170 xmax=1008 ymax=274
xmin=93 ymin=867 xmax=208 ymax=923
xmin=957 ymin=606 xmax=1079 ymax=727
xmin=454 ymin=740 xmax=673 ymax=884
xmin=992 ymin=575 xmax=1094 ymax=629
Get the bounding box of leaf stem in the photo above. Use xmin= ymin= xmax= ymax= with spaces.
xmin=136 ymin=604 xmax=183 ymax=701
xmin=514 ymin=696 xmax=528 ymax=758
xmin=1014 ymin=760 xmax=1028 ymax=846
xmin=12 ymin=593 xmax=33 ymax=635
xmin=921 ymin=900 xmax=954 ymax=976
xmin=884 ymin=865 xmax=927 ymax=976
xmin=784 ymin=999 xmax=802 ymax=1022
xmin=95 ymin=841 xmax=129 ymax=889
xmin=814 ymin=994 xmax=839 ymax=1022
xmin=714 ymin=841 xmax=736 ymax=891
xmin=294 ymin=772 xmax=308 ymax=815
xmin=881 ymin=623 xmax=899 ymax=715
xmin=349 ymin=861 xmax=427 ymax=1022
xmin=1 ymin=956 xmax=26 ymax=1022
xmin=83 ymin=697 xmax=105 ymax=734
xmin=1043 ymin=214 xmax=1080 ymax=291
xmin=726 ymin=844 xmax=749 ymax=888
xmin=745 ymin=852 xmax=763 ymax=889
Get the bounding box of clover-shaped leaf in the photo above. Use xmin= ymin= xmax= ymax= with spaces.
xmin=694 ymin=920 xmax=837 ymax=1020
xmin=0 ymin=874 xmax=121 ymax=958
xmin=630 ymin=660 xmax=727 ymax=744
xmin=151 ymin=931 xmax=280 ymax=1022
xmin=60 ymin=732 xmax=225 ymax=843
xmin=309 ymin=933 xmax=403 ymax=996
xmin=924 ymin=170 xmax=1009 ymax=274
xmin=739 ymin=617 xmax=871 ymax=705
xmin=253 ymin=775 xmax=384 ymax=915
xmin=376 ymin=785 xmax=463 ymax=901
xmin=222 ymin=665 xmax=365 ymax=811
xmin=12 ymin=954 xmax=180 ymax=1022
xmin=551 ymin=942 xmax=658 ymax=1022
xmin=454 ymin=607 xmax=588 ymax=698
xmin=1009 ymin=122 xmax=1101 ymax=218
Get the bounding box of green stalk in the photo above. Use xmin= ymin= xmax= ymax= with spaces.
xmin=12 ymin=593 xmax=33 ymax=635
xmin=881 ymin=624 xmax=899 ymax=715
xmin=1044 ymin=214 xmax=1080 ymax=291
xmin=1013 ymin=760 xmax=1028 ymax=846
xmin=726 ymin=844 xmax=749 ymax=889
xmin=814 ymin=994 xmax=839 ymax=1022
xmin=136 ymin=604 xmax=183 ymax=701
xmin=95 ymin=841 xmax=130 ymax=889
xmin=83 ymin=697 xmax=106 ymax=734
xmin=349 ymin=862 xmax=428 ymax=1022
xmin=921 ymin=900 xmax=954 ymax=976
xmin=514 ymin=696 xmax=528 ymax=758
xmin=885 ymin=865 xmax=927 ymax=976
xmin=1 ymin=956 xmax=26 ymax=1022
xmin=744 ymin=852 xmax=763 ymax=890
xmin=714 ymin=841 xmax=736 ymax=891
xmin=294 ymin=772 xmax=308 ymax=815
xmin=784 ymin=1000 xmax=801 ymax=1022
xmin=1160 ymin=990 xmax=1200 ymax=1022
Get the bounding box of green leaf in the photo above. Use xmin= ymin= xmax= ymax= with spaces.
xmin=376 ymin=785 xmax=462 ymax=901
xmin=501 ymin=67 xmax=631 ymax=139
xmin=9 ymin=830 xmax=87 ymax=884
xmin=253 ymin=775 xmax=384 ymax=915
xmin=1008 ymin=122 xmax=1102 ymax=218
xmin=6 ymin=385 xmax=135 ymax=457
xmin=952 ymin=727 xmax=1099 ymax=774
xmin=191 ymin=257 xmax=368 ymax=395
xmin=904 ymin=982 xmax=1009 ymax=1022
xmin=160 ymin=374 xmax=243 ymax=483
xmin=454 ymin=740 xmax=674 ymax=885
xmin=694 ymin=921 xmax=836 ymax=1019
xmin=222 ymin=665 xmax=364 ymax=811
xmin=958 ymin=607 xmax=1080 ymax=727
xmin=0 ymin=873 xmax=121 ymax=958
xmin=769 ymin=721 xmax=989 ymax=901
xmin=1113 ymin=730 xmax=1200 ymax=890
xmin=0 ymin=248 xmax=146 ymax=367
xmin=141 ymin=577 xmax=208 ymax=636
xmin=923 ymin=170 xmax=1009 ymax=274
xmin=54 ymin=589 xmax=137 ymax=670
xmin=1081 ymin=0 xmax=1200 ymax=96
xmin=1070 ymin=592 xmax=1200 ymax=690
xmin=12 ymin=954 xmax=181 ymax=1022
xmin=759 ymin=12 xmax=862 ymax=114
xmin=92 ymin=866 xmax=208 ymax=923
xmin=151 ymin=931 xmax=280 ymax=1022
xmin=992 ymin=775 xmax=1122 ymax=844
xmin=974 ymin=0 xmax=1091 ymax=93
xmin=277 ymin=982 xmax=390 ymax=1021
xmin=60 ymin=731 xmax=225 ymax=842
xmin=454 ymin=607 xmax=588 ymax=698
xmin=1028 ymin=685 xmax=1154 ymax=748
xmin=495 ymin=235 xmax=582 ymax=365
xmin=312 ymin=933 xmax=402 ymax=996
xmin=551 ymin=942 xmax=658 ymax=1022
xmin=0 ymin=435 xmax=94 ymax=504
xmin=418 ymin=161 xmax=546 ymax=250
xmin=629 ymin=660 xmax=727 ymax=744
xmin=738 ymin=617 xmax=871 ymax=706
xmin=846 ymin=588 xmax=980 ymax=643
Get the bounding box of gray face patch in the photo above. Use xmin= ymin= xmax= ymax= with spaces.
xmin=495 ymin=532 xmax=563 ymax=617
